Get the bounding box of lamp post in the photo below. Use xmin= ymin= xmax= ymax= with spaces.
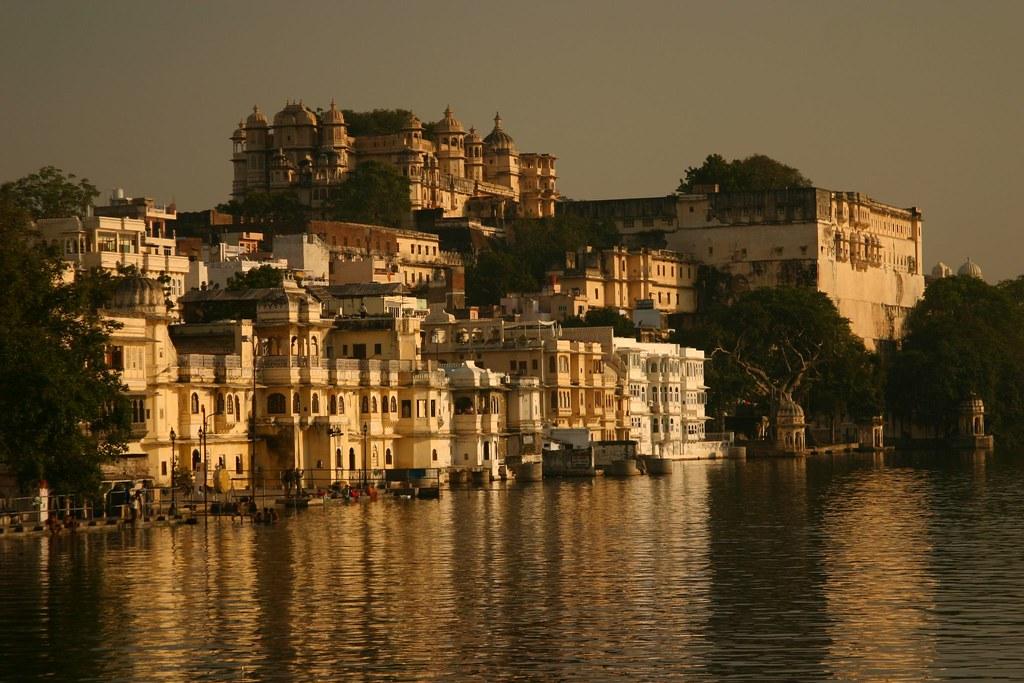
xmin=242 ymin=334 xmax=258 ymax=508
xmin=199 ymin=406 xmax=208 ymax=521
xmin=328 ymin=426 xmax=343 ymax=484
xmin=169 ymin=428 xmax=177 ymax=517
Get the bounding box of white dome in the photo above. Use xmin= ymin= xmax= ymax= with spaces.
xmin=931 ymin=261 xmax=952 ymax=279
xmin=957 ymin=259 xmax=983 ymax=279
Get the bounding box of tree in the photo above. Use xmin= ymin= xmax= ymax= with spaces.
xmin=341 ymin=109 xmax=415 ymax=137
xmin=464 ymin=214 xmax=618 ymax=306
xmin=325 ymin=161 xmax=411 ymax=228
xmin=226 ymin=264 xmax=284 ymax=290
xmin=888 ymin=275 xmax=1024 ymax=444
xmin=0 ymin=195 xmax=130 ymax=493
xmin=0 ymin=166 xmax=99 ymax=219
xmin=675 ymin=287 xmax=878 ymax=440
xmin=677 ymin=154 xmax=813 ymax=193
xmin=562 ymin=308 xmax=636 ymax=337
xmin=215 ymin=191 xmax=307 ymax=232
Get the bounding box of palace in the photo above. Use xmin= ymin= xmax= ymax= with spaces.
xmin=230 ymin=101 xmax=558 ymax=223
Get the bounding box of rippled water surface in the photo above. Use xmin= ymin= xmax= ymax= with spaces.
xmin=3 ymin=452 xmax=1024 ymax=681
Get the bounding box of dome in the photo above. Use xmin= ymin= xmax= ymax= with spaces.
xmin=107 ymin=276 xmax=166 ymax=315
xmin=321 ymin=98 xmax=346 ymax=125
xmin=246 ymin=105 xmax=268 ymax=128
xmin=403 ymin=113 xmax=423 ymax=131
xmin=957 ymin=258 xmax=983 ymax=279
xmin=274 ymin=100 xmax=317 ymax=127
xmin=483 ymin=112 xmax=516 ymax=152
xmin=776 ymin=396 xmax=805 ymax=423
xmin=231 ymin=119 xmax=246 ymax=141
xmin=465 ymin=126 xmax=481 ymax=144
xmin=434 ymin=106 xmax=464 ymax=134
xmin=931 ymin=261 xmax=951 ymax=279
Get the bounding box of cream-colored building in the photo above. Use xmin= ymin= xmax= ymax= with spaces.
xmin=231 ymin=102 xmax=557 ymax=222
xmin=37 ymin=215 xmax=190 ymax=301
xmin=562 ymin=188 xmax=926 ymax=349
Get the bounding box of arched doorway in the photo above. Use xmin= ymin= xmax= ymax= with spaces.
xmin=348 ymin=447 xmax=356 ymax=471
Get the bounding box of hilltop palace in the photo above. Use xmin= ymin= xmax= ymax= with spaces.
xmin=230 ymin=101 xmax=558 ymax=221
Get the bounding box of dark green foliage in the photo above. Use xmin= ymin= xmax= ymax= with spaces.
xmin=465 ymin=214 xmax=619 ymax=307
xmin=674 ymin=286 xmax=880 ymax=431
xmin=341 ymin=109 xmax=415 ymax=137
xmin=677 ymin=154 xmax=813 ymax=193
xmin=216 ymin=191 xmax=307 ymax=232
xmin=325 ymin=161 xmax=412 ymax=228
xmin=0 ymin=166 xmax=99 ymax=219
xmin=888 ymin=276 xmax=1024 ymax=444
xmin=0 ymin=195 xmax=130 ymax=493
xmin=226 ymin=265 xmax=284 ymax=291
xmin=562 ymin=308 xmax=636 ymax=337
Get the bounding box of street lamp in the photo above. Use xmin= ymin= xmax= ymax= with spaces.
xmin=198 ymin=405 xmax=221 ymax=521
xmin=241 ymin=334 xmax=258 ymax=510
xmin=169 ymin=428 xmax=177 ymax=517
xmin=328 ymin=426 xmax=343 ymax=485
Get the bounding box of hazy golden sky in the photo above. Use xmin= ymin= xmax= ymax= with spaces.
xmin=2 ymin=1 xmax=1021 ymax=279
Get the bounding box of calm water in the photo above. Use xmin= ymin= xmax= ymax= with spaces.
xmin=3 ymin=452 xmax=1024 ymax=681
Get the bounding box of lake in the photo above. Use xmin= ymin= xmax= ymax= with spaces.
xmin=2 ymin=451 xmax=1023 ymax=681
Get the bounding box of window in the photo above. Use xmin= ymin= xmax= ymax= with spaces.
xmin=105 ymin=345 xmax=124 ymax=370
xmin=191 ymin=393 xmax=200 ymax=414
xmin=432 ymin=449 xmax=438 ymax=461
xmin=311 ymin=393 xmax=320 ymax=414
xmin=390 ymin=396 xmax=397 ymax=413
xmin=130 ymin=398 xmax=146 ymax=424
xmin=330 ymin=395 xmax=337 ymax=415
xmin=292 ymin=394 xmax=301 ymax=414
xmin=267 ymin=393 xmax=286 ymax=414
xmin=339 ymin=396 xmax=345 ymax=413
xmin=374 ymin=343 xmax=382 ymax=356
xmin=484 ymin=442 xmax=490 ymax=460
xmin=361 ymin=396 xmax=369 ymax=413
xmin=161 ymin=461 xmax=167 ymax=476
xmin=192 ymin=449 xmax=201 ymax=471
xmin=227 ymin=395 xmax=234 ymax=415
xmin=430 ymin=400 xmax=436 ymax=417
xmin=385 ymin=448 xmax=392 ymax=465
xmin=401 ymin=400 xmax=412 ymax=418
xmin=217 ymin=394 xmax=226 ymax=414
xmin=372 ymin=396 xmax=378 ymax=413
xmin=235 ymin=456 xmax=243 ymax=474
xmin=382 ymin=396 xmax=390 ymax=413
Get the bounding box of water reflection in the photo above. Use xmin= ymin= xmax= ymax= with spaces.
xmin=2 ymin=452 xmax=1024 ymax=681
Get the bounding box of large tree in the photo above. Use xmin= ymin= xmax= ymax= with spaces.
xmin=888 ymin=275 xmax=1024 ymax=444
xmin=465 ymin=214 xmax=618 ymax=307
xmin=677 ymin=154 xmax=813 ymax=194
xmin=0 ymin=166 xmax=99 ymax=219
xmin=675 ymin=287 xmax=879 ymax=439
xmin=342 ymin=109 xmax=416 ymax=137
xmin=325 ymin=161 xmax=411 ymax=228
xmin=0 ymin=195 xmax=130 ymax=493
xmin=562 ymin=308 xmax=636 ymax=337
xmin=226 ymin=264 xmax=285 ymax=290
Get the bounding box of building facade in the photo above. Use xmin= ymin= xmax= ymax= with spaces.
xmin=231 ymin=102 xmax=557 ymax=221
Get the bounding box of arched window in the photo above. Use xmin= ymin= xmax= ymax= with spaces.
xmin=267 ymin=393 xmax=286 ymax=414
xmin=293 ymin=393 xmax=301 ymax=414
xmin=361 ymin=396 xmax=369 ymax=413
xmin=484 ymin=442 xmax=490 ymax=460
xmin=311 ymin=336 xmax=319 ymax=357
xmin=235 ymin=396 xmax=241 ymax=418
xmin=290 ymin=336 xmax=298 ymax=356
xmin=432 ymin=449 xmax=438 ymax=461
xmin=311 ymin=393 xmax=320 ymax=414
xmin=348 ymin=448 xmax=356 ymax=470
xmin=235 ymin=456 xmax=243 ymax=474
xmin=191 ymin=393 xmax=200 ymax=414
xmin=385 ymin=448 xmax=392 ymax=465
xmin=382 ymin=396 xmax=390 ymax=413
xmin=329 ymin=395 xmax=337 ymax=415
xmin=226 ymin=394 xmax=234 ymax=414
xmin=390 ymin=396 xmax=397 ymax=413
xmin=335 ymin=448 xmax=341 ymax=469
xmin=339 ymin=396 xmax=345 ymax=414
xmin=372 ymin=396 xmax=378 ymax=413
xmin=192 ymin=449 xmax=201 ymax=471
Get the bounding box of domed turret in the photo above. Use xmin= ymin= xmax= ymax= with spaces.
xmin=484 ymin=112 xmax=516 ymax=152
xmin=107 ymin=276 xmax=167 ymax=316
xmin=958 ymin=258 xmax=983 ymax=279
xmin=231 ymin=120 xmax=246 ymax=142
xmin=434 ymin=105 xmax=464 ymax=134
xmin=246 ymin=105 xmax=268 ymax=128
xmin=321 ymin=97 xmax=346 ymax=125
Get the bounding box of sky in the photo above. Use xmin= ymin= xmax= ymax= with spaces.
xmin=2 ymin=1 xmax=1022 ymax=280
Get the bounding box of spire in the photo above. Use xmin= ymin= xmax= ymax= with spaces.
xmin=494 ymin=112 xmax=503 ymax=129
xmin=445 ymin=105 xmax=453 ymax=117
xmin=330 ymin=97 xmax=336 ymax=110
